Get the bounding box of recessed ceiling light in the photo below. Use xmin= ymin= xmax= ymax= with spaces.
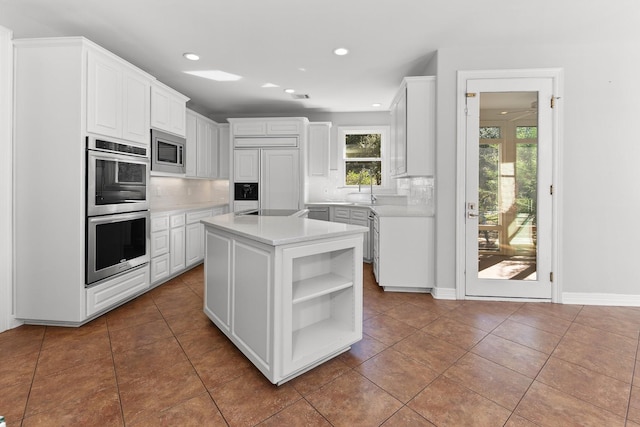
xmin=372 ymin=103 xmax=382 ymax=107
xmin=333 ymin=47 xmax=349 ymax=56
xmin=298 ymin=67 xmax=307 ymax=72
xmin=183 ymin=52 xmax=200 ymax=61
xmin=284 ymin=88 xmax=295 ymax=94
xmin=184 ymin=70 xmax=242 ymax=81
xmin=262 ymin=83 xmax=279 ymax=88
xmin=500 ymin=111 xmax=508 ymax=115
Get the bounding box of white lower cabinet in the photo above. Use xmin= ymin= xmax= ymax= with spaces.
xmin=374 ymin=215 xmax=434 ymax=292
xmin=151 ymin=206 xmax=226 ymax=285
xmin=330 ymin=206 xmax=371 ymax=262
xmin=170 ymin=213 xmax=186 ymax=274
xmin=186 ymin=208 xmax=218 ymax=266
xmin=204 ymin=227 xmax=363 ymax=384
xmin=86 ymin=265 xmax=149 ymax=317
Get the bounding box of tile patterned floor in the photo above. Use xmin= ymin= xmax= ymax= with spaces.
xmin=2 ymin=264 xmax=640 ymax=426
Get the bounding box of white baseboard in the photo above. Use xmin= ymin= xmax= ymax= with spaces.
xmin=562 ymin=292 xmax=640 ymax=306
xmin=431 ymin=287 xmax=457 ymax=300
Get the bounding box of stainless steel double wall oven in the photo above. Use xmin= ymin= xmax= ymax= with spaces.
xmin=86 ymin=136 xmax=150 ymax=285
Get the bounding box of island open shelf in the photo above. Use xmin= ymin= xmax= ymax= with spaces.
xmin=202 ymin=213 xmax=366 ymax=385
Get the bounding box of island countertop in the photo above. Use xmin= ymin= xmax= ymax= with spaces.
xmin=201 ymin=213 xmax=368 ymax=246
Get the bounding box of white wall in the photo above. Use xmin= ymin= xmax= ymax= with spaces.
xmin=0 ymin=26 xmax=17 ymax=332
xmin=434 ymin=42 xmax=640 ymax=299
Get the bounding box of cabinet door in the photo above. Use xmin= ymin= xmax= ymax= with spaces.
xmin=121 ymin=71 xmax=150 ymax=144
xmin=234 ymin=149 xmax=259 ymax=182
xmin=261 ymin=149 xmax=300 ymax=210
xmin=218 ymin=124 xmax=230 ymax=179
xmin=170 ymin=226 xmax=186 ymax=274
xmin=196 ymin=117 xmax=212 ymax=177
xmin=151 ymin=230 xmax=169 ymax=258
xmin=87 ymin=50 xmax=122 ymax=139
xmin=205 ymin=229 xmax=232 ymax=331
xmin=186 ymin=222 xmax=203 ymax=266
xmin=185 ymin=110 xmax=198 ymax=177
xmin=151 ymin=253 xmax=170 ymax=284
xmin=151 ymin=83 xmax=187 ymax=137
xmin=351 ymin=218 xmax=370 ymax=260
xmin=393 ymin=88 xmax=407 ymax=176
xmin=209 ymin=122 xmax=219 ymax=178
xmin=308 ymin=122 xmax=330 ymax=177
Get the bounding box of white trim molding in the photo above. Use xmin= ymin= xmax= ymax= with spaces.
xmin=455 ymin=68 xmax=564 ymax=303
xmin=562 ymin=292 xmax=640 ymax=307
xmin=0 ymin=25 xmax=19 ymax=332
xmin=431 ymin=287 xmax=457 ymax=300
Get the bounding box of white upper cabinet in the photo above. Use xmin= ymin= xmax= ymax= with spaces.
xmin=218 ymin=124 xmax=230 ymax=179
xmin=229 ymin=117 xmax=308 ymax=147
xmin=185 ymin=109 xmax=220 ymax=179
xmin=232 ymin=119 xmax=302 ymax=136
xmin=260 ymin=149 xmax=300 ymax=210
xmin=389 ymin=76 xmax=436 ymax=177
xmin=87 ymin=48 xmax=151 ymax=144
xmin=151 ymin=81 xmax=189 ymax=137
xmin=185 ymin=110 xmax=198 ymax=177
xmin=234 ymin=149 xmax=260 ymax=182
xmin=308 ymin=122 xmax=331 ymax=177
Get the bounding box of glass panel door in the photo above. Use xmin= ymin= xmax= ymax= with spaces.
xmin=465 ymin=78 xmax=552 ymax=299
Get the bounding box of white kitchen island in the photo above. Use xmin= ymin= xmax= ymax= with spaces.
xmin=201 ymin=213 xmax=367 ymax=385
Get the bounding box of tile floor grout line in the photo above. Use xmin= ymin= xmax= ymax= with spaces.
xmin=624 ymin=328 xmax=640 ymax=424
xmin=151 ymin=294 xmax=234 ymax=427
xmin=20 ymin=325 xmax=47 ymax=424
xmin=508 ymin=303 xmax=634 ymax=425
xmin=106 ymin=318 xmax=128 ymax=426
xmin=503 ymin=304 xmax=580 ymax=426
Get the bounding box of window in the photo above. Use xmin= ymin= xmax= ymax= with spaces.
xmin=338 ymin=126 xmax=389 ymax=187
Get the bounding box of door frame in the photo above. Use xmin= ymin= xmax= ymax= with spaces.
xmin=455 ymin=68 xmax=564 ymax=302
xmin=0 ymin=25 xmax=17 ymax=332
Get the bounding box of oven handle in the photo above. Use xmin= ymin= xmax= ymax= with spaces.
xmin=87 ymin=210 xmax=150 ymax=225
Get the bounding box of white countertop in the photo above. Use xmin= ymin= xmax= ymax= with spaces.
xmin=201 ymin=213 xmax=368 ymax=246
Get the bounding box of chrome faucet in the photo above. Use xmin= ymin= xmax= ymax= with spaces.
xmin=370 ymin=169 xmax=377 ymax=204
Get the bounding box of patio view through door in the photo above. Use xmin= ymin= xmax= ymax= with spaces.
xmin=465 ymin=77 xmax=553 ymax=299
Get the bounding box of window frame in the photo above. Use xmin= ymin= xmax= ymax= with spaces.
xmin=337 ymin=125 xmax=390 ymax=189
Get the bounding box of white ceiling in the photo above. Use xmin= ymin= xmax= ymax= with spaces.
xmin=1 ymin=0 xmax=638 ymax=122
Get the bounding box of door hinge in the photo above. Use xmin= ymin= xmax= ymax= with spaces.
xmin=551 ymin=96 xmax=555 ymax=109
xmin=466 ymin=92 xmax=477 ymax=98
xmin=550 ymin=272 xmax=554 ymax=282
xmin=550 ymin=185 xmax=554 ymax=195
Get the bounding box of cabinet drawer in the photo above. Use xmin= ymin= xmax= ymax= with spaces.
xmin=86 ymin=265 xmax=149 ymax=316
xmin=170 ymin=213 xmax=185 ymax=228
xmin=186 ymin=209 xmax=213 ymax=224
xmin=333 ymin=207 xmax=350 ymax=220
xmin=151 ymin=230 xmax=169 ymax=257
xmin=350 ymin=209 xmax=369 ymax=221
xmin=151 ymin=214 xmax=169 ymax=232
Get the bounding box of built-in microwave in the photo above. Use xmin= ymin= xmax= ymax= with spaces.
xmin=151 ymin=128 xmax=186 ymax=174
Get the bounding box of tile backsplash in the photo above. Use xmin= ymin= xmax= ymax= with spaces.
xmin=150 ymin=176 xmax=229 ymax=210
xmin=397 ymin=176 xmax=435 ymax=212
